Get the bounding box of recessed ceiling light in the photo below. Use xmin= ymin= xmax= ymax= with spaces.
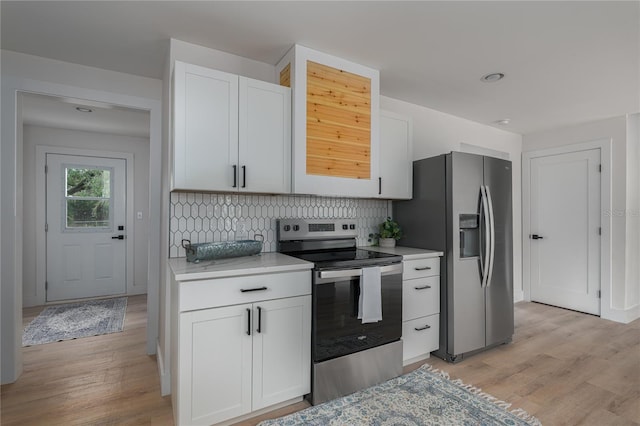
xmin=494 ymin=119 xmax=510 ymax=125
xmin=481 ymin=72 xmax=505 ymax=83
xmin=75 ymin=107 xmax=93 ymax=113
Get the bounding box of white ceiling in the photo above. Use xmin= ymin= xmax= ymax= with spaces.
xmin=2 ymin=1 xmax=639 ymax=135
xmin=21 ymin=93 xmax=150 ymax=138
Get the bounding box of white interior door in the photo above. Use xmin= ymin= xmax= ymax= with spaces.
xmin=46 ymin=154 xmax=127 ymax=302
xmin=530 ymin=148 xmax=601 ymax=315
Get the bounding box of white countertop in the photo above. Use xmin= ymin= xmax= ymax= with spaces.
xmin=362 ymin=246 xmax=444 ymax=260
xmin=169 ymin=252 xmax=314 ymax=281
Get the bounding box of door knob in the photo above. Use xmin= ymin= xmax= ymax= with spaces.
xmin=530 ymin=234 xmax=544 ymax=240
xmin=111 ymin=235 xmax=125 ymax=240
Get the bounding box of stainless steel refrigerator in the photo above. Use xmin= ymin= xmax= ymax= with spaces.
xmin=394 ymin=152 xmax=513 ymax=362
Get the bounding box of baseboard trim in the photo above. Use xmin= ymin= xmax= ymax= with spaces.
xmin=513 ymin=289 xmax=524 ymax=303
xmin=602 ymin=304 xmax=640 ymax=324
xmin=157 ymin=340 xmax=171 ymax=396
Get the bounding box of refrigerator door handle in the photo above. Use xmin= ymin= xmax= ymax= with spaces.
xmin=480 ymin=185 xmax=491 ymax=288
xmin=485 ymin=185 xmax=496 ymax=287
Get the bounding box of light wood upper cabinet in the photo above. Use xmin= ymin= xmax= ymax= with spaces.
xmin=172 ymin=61 xmax=291 ymax=193
xmin=276 ymin=45 xmax=380 ymax=197
xmin=379 ymin=110 xmax=413 ymax=199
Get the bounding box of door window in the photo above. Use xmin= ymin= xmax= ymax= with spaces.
xmin=63 ymin=165 xmax=113 ymax=230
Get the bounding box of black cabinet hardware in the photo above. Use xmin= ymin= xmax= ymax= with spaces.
xmin=232 ymin=165 xmax=237 ymax=188
xmin=414 ymin=324 xmax=431 ymax=331
xmin=530 ymin=234 xmax=544 ymax=240
xmin=414 ymin=266 xmax=432 ymax=271
xmin=256 ymin=306 xmax=262 ymax=333
xmin=246 ymin=308 xmax=251 ymax=335
xmin=242 ymin=165 xmax=246 ymax=188
xmin=240 ymin=286 xmax=268 ymax=293
xmin=414 ymin=285 xmax=432 ymax=290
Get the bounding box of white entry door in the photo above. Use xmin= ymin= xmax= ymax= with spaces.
xmin=46 ymin=154 xmax=127 ymax=302
xmin=529 ymin=148 xmax=601 ymax=315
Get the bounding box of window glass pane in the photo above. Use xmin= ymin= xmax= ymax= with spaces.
xmin=66 ymin=199 xmax=110 ymax=228
xmin=66 ymin=168 xmax=111 ymax=198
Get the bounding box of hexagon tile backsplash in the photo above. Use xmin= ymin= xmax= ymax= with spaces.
xmin=169 ymin=192 xmax=391 ymax=258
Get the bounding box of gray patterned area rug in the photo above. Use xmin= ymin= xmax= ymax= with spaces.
xmin=259 ymin=364 xmax=541 ymax=426
xmin=22 ymin=297 xmax=127 ymax=346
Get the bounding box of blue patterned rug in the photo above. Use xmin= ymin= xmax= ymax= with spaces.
xmin=22 ymin=297 xmax=127 ymax=346
xmin=259 ymin=364 xmax=541 ymax=426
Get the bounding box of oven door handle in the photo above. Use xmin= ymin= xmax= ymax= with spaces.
xmin=318 ymin=263 xmax=403 ymax=280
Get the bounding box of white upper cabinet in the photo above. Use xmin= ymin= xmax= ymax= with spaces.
xmin=276 ymin=45 xmax=380 ymax=198
xmin=379 ymin=110 xmax=413 ymax=199
xmin=173 ymin=62 xmax=238 ymax=191
xmin=239 ymin=77 xmax=291 ymax=194
xmin=172 ymin=61 xmax=291 ymax=193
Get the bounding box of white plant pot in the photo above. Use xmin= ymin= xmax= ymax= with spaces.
xmin=379 ymin=238 xmax=396 ymax=248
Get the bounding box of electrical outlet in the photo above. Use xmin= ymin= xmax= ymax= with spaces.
xmin=237 ymin=219 xmax=248 ymax=240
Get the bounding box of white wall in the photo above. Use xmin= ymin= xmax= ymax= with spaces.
xmin=22 ymin=125 xmax=150 ymax=307
xmin=1 ymin=49 xmax=162 ymax=383
xmin=625 ymin=114 xmax=639 ymax=311
xmin=380 ymin=96 xmax=524 ymax=300
xmin=523 ymin=115 xmax=639 ymax=322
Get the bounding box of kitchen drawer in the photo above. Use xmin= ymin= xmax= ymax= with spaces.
xmin=403 ymin=257 xmax=440 ymax=280
xmin=402 ymin=314 xmax=439 ymax=362
xmin=403 ymin=276 xmax=440 ymax=320
xmin=179 ymin=270 xmax=311 ymax=312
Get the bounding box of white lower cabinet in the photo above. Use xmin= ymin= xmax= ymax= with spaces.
xmin=172 ymin=268 xmax=311 ymax=426
xmin=402 ymin=256 xmax=441 ymax=365
xmin=178 ymin=296 xmax=311 ymax=425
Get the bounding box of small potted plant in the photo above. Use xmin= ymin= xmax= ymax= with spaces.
xmin=370 ymin=217 xmax=402 ymax=248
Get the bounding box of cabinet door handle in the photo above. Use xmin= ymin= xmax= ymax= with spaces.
xmin=242 ymin=165 xmax=246 ymax=188
xmin=256 ymin=306 xmax=262 ymax=333
xmin=378 ymin=177 xmax=382 ymax=195
xmin=414 ymin=285 xmax=432 ymax=290
xmin=414 ymin=324 xmax=431 ymax=331
xmin=232 ymin=165 xmax=237 ymax=188
xmin=414 ymin=266 xmax=432 ymax=271
xmin=240 ymin=286 xmax=268 ymax=293
xmin=246 ymin=308 xmax=251 ymax=336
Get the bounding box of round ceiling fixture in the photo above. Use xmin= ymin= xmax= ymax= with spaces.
xmin=494 ymin=119 xmax=511 ymax=125
xmin=75 ymin=106 xmax=93 ymax=113
xmin=481 ymin=72 xmax=505 ymax=83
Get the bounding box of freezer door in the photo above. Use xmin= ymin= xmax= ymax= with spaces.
xmin=483 ymin=156 xmax=514 ymax=346
xmin=448 ymin=152 xmax=486 ymax=355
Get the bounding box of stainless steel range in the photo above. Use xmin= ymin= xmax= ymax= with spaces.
xmin=277 ymin=218 xmax=403 ymax=405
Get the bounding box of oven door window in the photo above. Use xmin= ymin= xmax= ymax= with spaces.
xmin=313 ymin=273 xmax=402 ymax=362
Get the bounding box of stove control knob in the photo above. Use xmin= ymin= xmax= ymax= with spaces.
xmin=349 ymin=224 xmax=356 ymax=230
xmin=283 ymin=225 xmax=291 ymax=232
xmin=293 ymin=225 xmax=300 ymax=231
xmin=342 ymin=224 xmax=348 ymax=230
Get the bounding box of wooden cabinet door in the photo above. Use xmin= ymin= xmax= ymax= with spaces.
xmin=239 ymin=77 xmax=291 ymax=194
xmin=179 ymin=305 xmax=252 ymax=425
xmin=173 ymin=61 xmax=238 ymax=191
xmin=277 ymin=45 xmax=380 ymax=197
xmin=379 ymin=110 xmax=413 ymax=199
xmin=252 ymin=295 xmax=311 ymax=410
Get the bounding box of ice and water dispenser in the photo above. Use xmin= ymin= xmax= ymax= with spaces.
xmin=459 ymin=214 xmax=480 ymax=258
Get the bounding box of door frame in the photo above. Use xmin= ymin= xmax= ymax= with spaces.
xmin=522 ymin=138 xmax=612 ymax=319
xmin=2 ymin=74 xmax=161 ymax=385
xmin=36 ymin=146 xmax=135 ymax=304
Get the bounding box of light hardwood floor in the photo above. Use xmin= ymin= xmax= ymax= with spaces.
xmin=1 ymin=297 xmax=638 ymax=425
